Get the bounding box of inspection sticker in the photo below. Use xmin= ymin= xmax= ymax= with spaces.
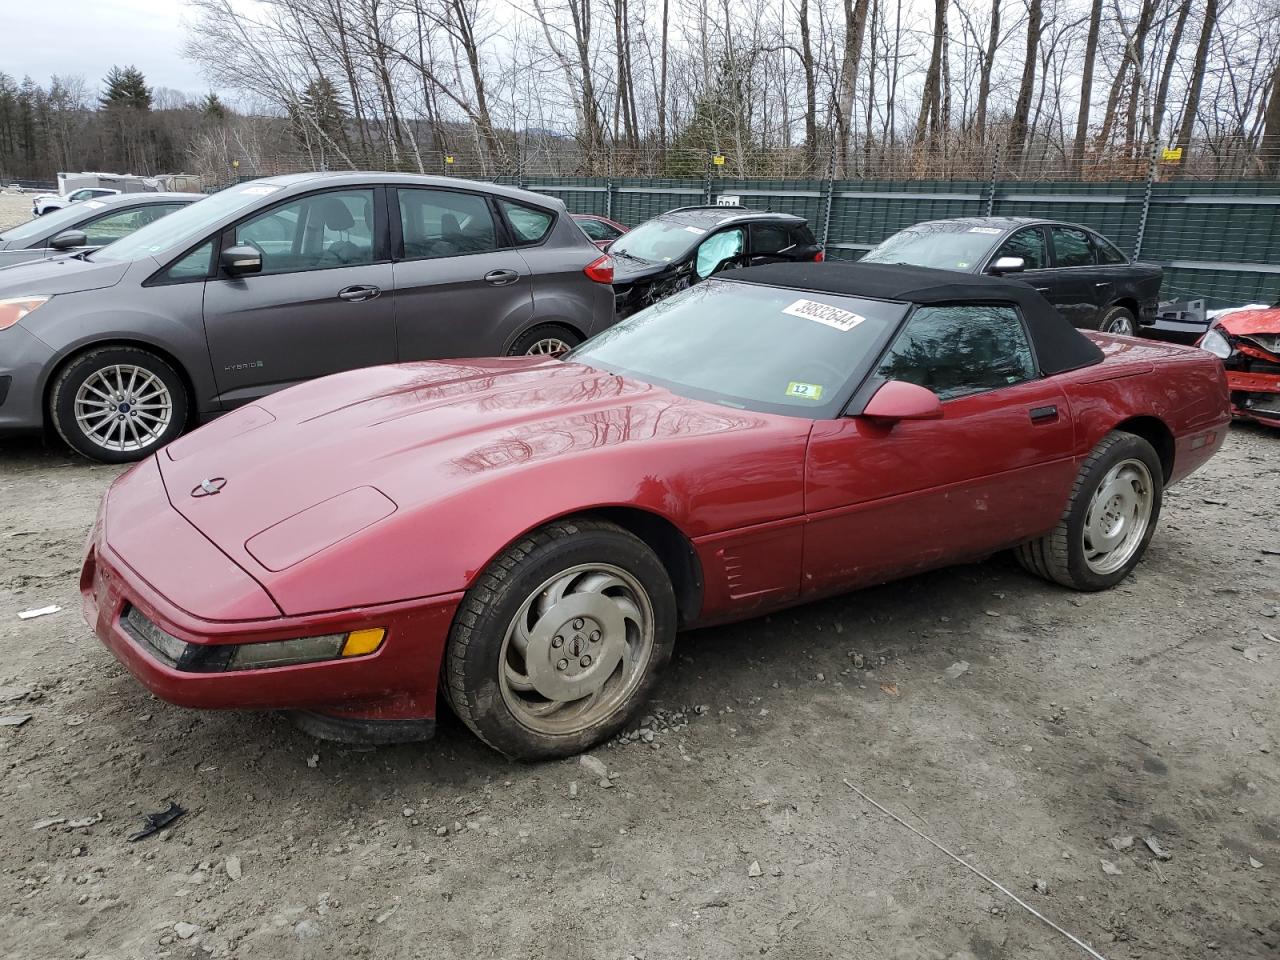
xmin=83 ymin=200 xmax=106 ymax=210
xmin=781 ymin=298 xmax=866 ymax=332
xmin=968 ymin=226 xmax=1003 ymax=235
xmin=785 ymin=381 xmax=824 ymax=400
xmin=240 ymin=185 xmax=281 ymax=196
xmin=683 ymin=225 xmax=706 ymax=235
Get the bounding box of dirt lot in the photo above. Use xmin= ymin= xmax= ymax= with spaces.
xmin=0 ymin=428 xmax=1276 ymax=960
xmin=0 ymin=193 xmax=1278 ymax=960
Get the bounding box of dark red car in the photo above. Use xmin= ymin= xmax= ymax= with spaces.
xmin=571 ymin=213 xmax=628 ymax=250
xmin=82 ymin=264 xmax=1230 ymax=759
xmin=1198 ymin=305 xmax=1280 ymax=427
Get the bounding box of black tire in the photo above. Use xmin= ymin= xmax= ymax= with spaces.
xmin=1014 ymin=431 xmax=1163 ymax=591
xmin=443 ymin=517 xmax=677 ymax=760
xmin=50 ymin=345 xmax=189 ymax=463
xmin=1098 ymin=305 xmax=1138 ymax=336
xmin=507 ymin=323 xmax=582 ymax=357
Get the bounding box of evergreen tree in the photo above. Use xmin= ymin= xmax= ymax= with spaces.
xmin=200 ymin=92 xmax=228 ymax=121
xmin=100 ymin=66 xmax=152 ymax=112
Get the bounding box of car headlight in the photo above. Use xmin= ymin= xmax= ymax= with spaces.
xmin=0 ymin=296 xmax=50 ymax=332
xmin=121 ymin=605 xmax=386 ymax=672
xmin=1200 ymin=327 xmax=1233 ymax=360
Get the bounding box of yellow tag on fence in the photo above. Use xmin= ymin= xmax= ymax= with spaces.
xmin=712 ymin=154 xmax=725 ymax=166
xmin=1161 ymin=147 xmax=1183 ymax=162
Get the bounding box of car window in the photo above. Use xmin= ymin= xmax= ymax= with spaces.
xmin=577 ymin=218 xmax=620 ymax=242
xmin=235 ymin=189 xmax=375 ymax=275
xmin=994 ymin=228 xmax=1047 ymax=270
xmin=862 ymin=222 xmax=1003 ymax=271
xmin=501 ymin=200 xmax=554 ymax=244
xmin=68 ymin=190 xmax=94 ymax=201
xmin=1093 ymin=233 xmax=1127 ymax=264
xmin=160 ymin=241 xmax=215 ymax=282
xmin=80 ymin=203 xmax=186 ymax=246
xmin=696 ymin=228 xmax=744 ymax=279
xmin=875 ymin=304 xmax=1037 ymax=401
xmin=568 ymin=278 xmax=909 ymax=419
xmin=609 ymin=218 xmax=705 ymax=263
xmin=1050 ymin=226 xmax=1094 ymax=268
xmin=790 ymin=224 xmax=818 ymax=246
xmin=398 ymin=189 xmax=497 ymax=259
xmin=751 ymin=223 xmax=794 ymax=256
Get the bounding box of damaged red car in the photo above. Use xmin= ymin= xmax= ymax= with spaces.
xmin=1199 ymin=304 xmax=1280 ymax=427
xmin=82 ymin=263 xmax=1231 ymax=760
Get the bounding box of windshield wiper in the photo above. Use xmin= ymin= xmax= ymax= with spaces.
xmin=611 ymin=249 xmax=648 ymax=263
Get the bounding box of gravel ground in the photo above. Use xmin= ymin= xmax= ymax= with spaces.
xmin=0 ymin=189 xmax=1278 ymax=960
xmin=0 ymin=192 xmax=37 ymax=229
xmin=1 ymin=426 xmax=1277 ymax=960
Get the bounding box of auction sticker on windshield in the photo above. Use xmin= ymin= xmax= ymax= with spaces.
xmin=785 ymin=381 xmax=824 ymax=400
xmin=781 ymin=298 xmax=866 ymax=332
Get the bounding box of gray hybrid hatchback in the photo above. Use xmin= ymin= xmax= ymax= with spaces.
xmin=0 ymin=172 xmax=616 ymax=462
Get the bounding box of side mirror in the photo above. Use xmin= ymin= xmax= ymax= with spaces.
xmin=220 ymin=245 xmax=262 ymax=275
xmin=989 ymin=255 xmax=1025 ymax=275
xmin=861 ymin=380 xmax=944 ymax=423
xmin=48 ymin=230 xmax=87 ymax=250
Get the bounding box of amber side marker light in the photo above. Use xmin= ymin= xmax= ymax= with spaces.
xmin=341 ymin=628 xmax=387 ymax=658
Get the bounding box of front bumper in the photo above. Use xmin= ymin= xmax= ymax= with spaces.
xmin=0 ymin=323 xmax=56 ymax=436
xmin=82 ymin=519 xmax=462 ymax=727
xmin=1226 ymin=370 xmax=1280 ymax=427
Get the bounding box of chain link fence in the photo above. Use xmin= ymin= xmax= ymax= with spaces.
xmin=210 ymin=137 xmax=1280 ymax=310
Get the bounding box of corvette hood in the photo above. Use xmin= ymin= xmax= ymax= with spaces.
xmin=155 ymin=357 xmax=802 ymax=615
xmin=0 ymin=254 xmax=129 ymax=294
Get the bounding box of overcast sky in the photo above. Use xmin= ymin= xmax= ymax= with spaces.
xmin=6 ymin=0 xmax=212 ymax=98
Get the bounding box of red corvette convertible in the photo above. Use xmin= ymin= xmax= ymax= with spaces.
xmin=82 ymin=264 xmax=1230 ymax=759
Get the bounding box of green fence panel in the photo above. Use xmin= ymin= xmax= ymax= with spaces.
xmin=826 ymin=180 xmax=989 ymax=257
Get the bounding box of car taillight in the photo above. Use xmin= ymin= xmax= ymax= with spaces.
xmin=584 ymin=254 xmax=614 ymax=284
xmin=813 ymin=249 xmax=825 ymax=262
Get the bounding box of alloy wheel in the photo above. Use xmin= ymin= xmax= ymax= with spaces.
xmin=73 ymin=364 xmax=174 ymax=453
xmin=498 ymin=563 xmax=655 ymax=735
xmin=1082 ymin=458 xmax=1154 ymax=574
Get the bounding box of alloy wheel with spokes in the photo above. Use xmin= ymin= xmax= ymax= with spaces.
xmin=443 ymin=517 xmax=677 ymax=759
xmin=499 ymin=563 xmax=655 ymax=735
xmin=50 ymin=346 xmax=189 ymax=463
xmin=525 ymin=336 xmax=572 ymax=357
xmin=73 ymin=363 xmax=175 ymax=453
xmin=1081 ymin=458 xmax=1154 ymax=574
xmin=1101 ymin=308 xmax=1137 ymax=336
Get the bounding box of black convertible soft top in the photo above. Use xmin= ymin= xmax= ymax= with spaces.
xmin=729 ymin=261 xmax=1105 ymax=376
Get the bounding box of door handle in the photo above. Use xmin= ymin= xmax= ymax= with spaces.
xmin=338 ymin=285 xmax=380 ymax=302
xmin=1029 ymin=404 xmax=1059 ymax=424
xmin=1094 ymin=281 xmax=1113 ymax=288
xmin=484 ymin=269 xmax=520 ymax=286
xmin=1034 ymin=287 xmax=1051 ymax=294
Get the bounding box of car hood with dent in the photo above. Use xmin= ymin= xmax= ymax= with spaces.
xmin=1216 ymin=306 xmax=1280 ymax=338
xmin=153 ymin=357 xmax=809 ymax=616
xmin=0 ymin=254 xmax=129 ymax=294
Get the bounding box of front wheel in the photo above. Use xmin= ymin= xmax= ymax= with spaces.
xmin=443 ymin=518 xmax=677 ymax=759
xmin=1015 ymin=431 xmax=1163 ymax=591
xmin=49 ymin=346 xmax=188 ymax=463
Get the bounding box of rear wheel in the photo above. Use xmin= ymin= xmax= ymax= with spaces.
xmin=50 ymin=346 xmax=188 ymax=463
xmin=443 ymin=518 xmax=676 ymax=759
xmin=508 ymin=323 xmax=582 ymax=358
xmin=1015 ymin=431 xmax=1163 ymax=591
xmin=1099 ymin=305 xmax=1137 ymax=336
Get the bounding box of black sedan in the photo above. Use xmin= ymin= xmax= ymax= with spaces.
xmin=860 ymin=217 xmax=1161 ymax=335
xmin=609 ymin=205 xmax=823 ymax=318
xmin=0 ymin=192 xmax=202 ymax=269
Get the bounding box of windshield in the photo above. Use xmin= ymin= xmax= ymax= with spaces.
xmin=609 ymin=218 xmax=704 ymax=263
xmin=567 ymin=279 xmax=908 ymax=418
xmin=0 ymin=202 xmax=102 ymax=243
xmin=91 ymin=183 xmax=283 ymax=262
xmin=861 ymin=222 xmax=1003 ymax=271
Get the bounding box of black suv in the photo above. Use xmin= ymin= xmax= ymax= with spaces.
xmin=608 ymin=206 xmax=823 ymax=317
